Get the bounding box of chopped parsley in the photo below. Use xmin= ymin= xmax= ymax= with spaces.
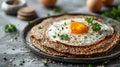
xmin=28 ymin=21 xmax=31 ymax=25
xmin=85 ymin=17 xmax=94 ymax=24
xmin=47 ymin=13 xmax=50 ymax=17
xmin=92 ymin=23 xmax=101 ymax=32
xmin=112 ymin=25 xmax=116 ymax=28
xmin=38 ymin=26 xmax=42 ymax=29
xmin=59 ymin=34 xmax=69 ymax=40
xmin=3 ymin=56 xmax=7 ymax=61
xmin=64 ymin=22 xmax=67 ymax=25
xmin=14 ymin=36 xmax=18 ymax=40
xmin=54 ymin=7 xmax=62 ymax=14
xmin=12 ymin=48 xmax=15 ymax=50
xmin=53 ymin=35 xmax=56 ymax=38
xmin=64 ymin=18 xmax=67 ymax=20
xmin=88 ymin=64 xmax=92 ymax=67
xmin=43 ymin=60 xmax=48 ymax=66
xmin=19 ymin=59 xmax=25 ymax=66
xmin=85 ymin=17 xmax=101 ymax=32
xmin=102 ymin=5 xmax=120 ymax=22
xmin=84 ymin=36 xmax=88 ymax=39
xmin=4 ymin=24 xmax=17 ymax=32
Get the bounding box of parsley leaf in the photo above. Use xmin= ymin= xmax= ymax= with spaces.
xmin=43 ymin=60 xmax=48 ymax=66
xmin=3 ymin=56 xmax=7 ymax=61
xmin=38 ymin=26 xmax=42 ymax=29
xmin=64 ymin=22 xmax=67 ymax=25
xmin=102 ymin=5 xmax=120 ymax=22
xmin=59 ymin=34 xmax=69 ymax=40
xmin=53 ymin=35 xmax=56 ymax=38
xmin=88 ymin=64 xmax=92 ymax=67
xmin=28 ymin=21 xmax=31 ymax=25
xmin=54 ymin=7 xmax=62 ymax=14
xmin=85 ymin=17 xmax=94 ymax=24
xmin=112 ymin=25 xmax=116 ymax=28
xmin=92 ymin=23 xmax=101 ymax=32
xmin=47 ymin=13 xmax=50 ymax=17
xmin=19 ymin=59 xmax=25 ymax=66
xmin=4 ymin=24 xmax=17 ymax=32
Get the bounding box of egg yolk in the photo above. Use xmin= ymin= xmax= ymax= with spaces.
xmin=70 ymin=22 xmax=89 ymax=34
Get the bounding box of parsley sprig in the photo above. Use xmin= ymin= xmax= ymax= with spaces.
xmin=85 ymin=17 xmax=94 ymax=24
xmin=92 ymin=23 xmax=101 ymax=32
xmin=54 ymin=7 xmax=62 ymax=14
xmin=102 ymin=5 xmax=120 ymax=22
xmin=19 ymin=59 xmax=25 ymax=66
xmin=88 ymin=64 xmax=92 ymax=67
xmin=4 ymin=24 xmax=17 ymax=32
xmin=59 ymin=34 xmax=69 ymax=40
xmin=85 ymin=17 xmax=101 ymax=32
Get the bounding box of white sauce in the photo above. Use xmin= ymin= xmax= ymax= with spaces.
xmin=46 ymin=18 xmax=113 ymax=46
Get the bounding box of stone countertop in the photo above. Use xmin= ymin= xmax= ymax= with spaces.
xmin=0 ymin=0 xmax=120 ymax=67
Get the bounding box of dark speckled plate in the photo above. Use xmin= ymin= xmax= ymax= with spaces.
xmin=22 ymin=13 xmax=120 ymax=63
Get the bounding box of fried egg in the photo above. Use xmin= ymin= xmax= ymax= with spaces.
xmin=46 ymin=18 xmax=113 ymax=46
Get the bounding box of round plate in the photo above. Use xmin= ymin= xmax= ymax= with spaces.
xmin=22 ymin=13 xmax=120 ymax=63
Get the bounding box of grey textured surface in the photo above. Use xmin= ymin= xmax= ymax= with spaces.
xmin=0 ymin=0 xmax=120 ymax=67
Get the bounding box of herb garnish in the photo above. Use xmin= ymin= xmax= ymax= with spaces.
xmin=59 ymin=34 xmax=69 ymax=40
xmin=88 ymin=64 xmax=92 ymax=67
xmin=85 ymin=17 xmax=101 ymax=32
xmin=102 ymin=5 xmax=120 ymax=22
xmin=92 ymin=23 xmax=101 ymax=32
xmin=19 ymin=59 xmax=25 ymax=66
xmin=54 ymin=7 xmax=62 ymax=14
xmin=53 ymin=35 xmax=56 ymax=38
xmin=47 ymin=13 xmax=51 ymax=17
xmin=64 ymin=22 xmax=67 ymax=25
xmin=112 ymin=25 xmax=116 ymax=28
xmin=4 ymin=24 xmax=17 ymax=32
xmin=84 ymin=36 xmax=88 ymax=39
xmin=38 ymin=26 xmax=42 ymax=29
xmin=85 ymin=17 xmax=94 ymax=24
xmin=43 ymin=60 xmax=48 ymax=66
xmin=28 ymin=21 xmax=31 ymax=25
xmin=3 ymin=56 xmax=7 ymax=61
xmin=12 ymin=48 xmax=15 ymax=50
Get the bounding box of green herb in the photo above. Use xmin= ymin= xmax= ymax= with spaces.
xmin=112 ymin=25 xmax=116 ymax=28
xmin=85 ymin=17 xmax=94 ymax=24
xmin=43 ymin=60 xmax=48 ymax=66
xmin=14 ymin=36 xmax=18 ymax=40
xmin=88 ymin=64 xmax=92 ymax=67
xmin=92 ymin=23 xmax=101 ymax=32
xmin=105 ymin=30 xmax=108 ymax=32
xmin=64 ymin=22 xmax=67 ymax=25
xmin=4 ymin=24 xmax=17 ymax=32
xmin=102 ymin=5 xmax=120 ymax=22
xmin=59 ymin=34 xmax=69 ymax=40
xmin=54 ymin=7 xmax=62 ymax=13
xmin=64 ymin=18 xmax=67 ymax=20
xmin=53 ymin=35 xmax=56 ymax=38
xmin=47 ymin=13 xmax=50 ymax=17
xmin=12 ymin=48 xmax=15 ymax=50
xmin=38 ymin=26 xmax=42 ymax=29
xmin=19 ymin=59 xmax=25 ymax=66
xmin=28 ymin=21 xmax=31 ymax=25
xmin=84 ymin=36 xmax=87 ymax=39
xmin=4 ymin=52 xmax=6 ymax=54
xmin=3 ymin=56 xmax=7 ymax=61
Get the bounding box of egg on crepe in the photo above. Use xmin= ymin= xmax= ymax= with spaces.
xmin=30 ymin=15 xmax=120 ymax=57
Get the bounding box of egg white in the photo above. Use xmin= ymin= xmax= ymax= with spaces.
xmin=46 ymin=18 xmax=113 ymax=46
